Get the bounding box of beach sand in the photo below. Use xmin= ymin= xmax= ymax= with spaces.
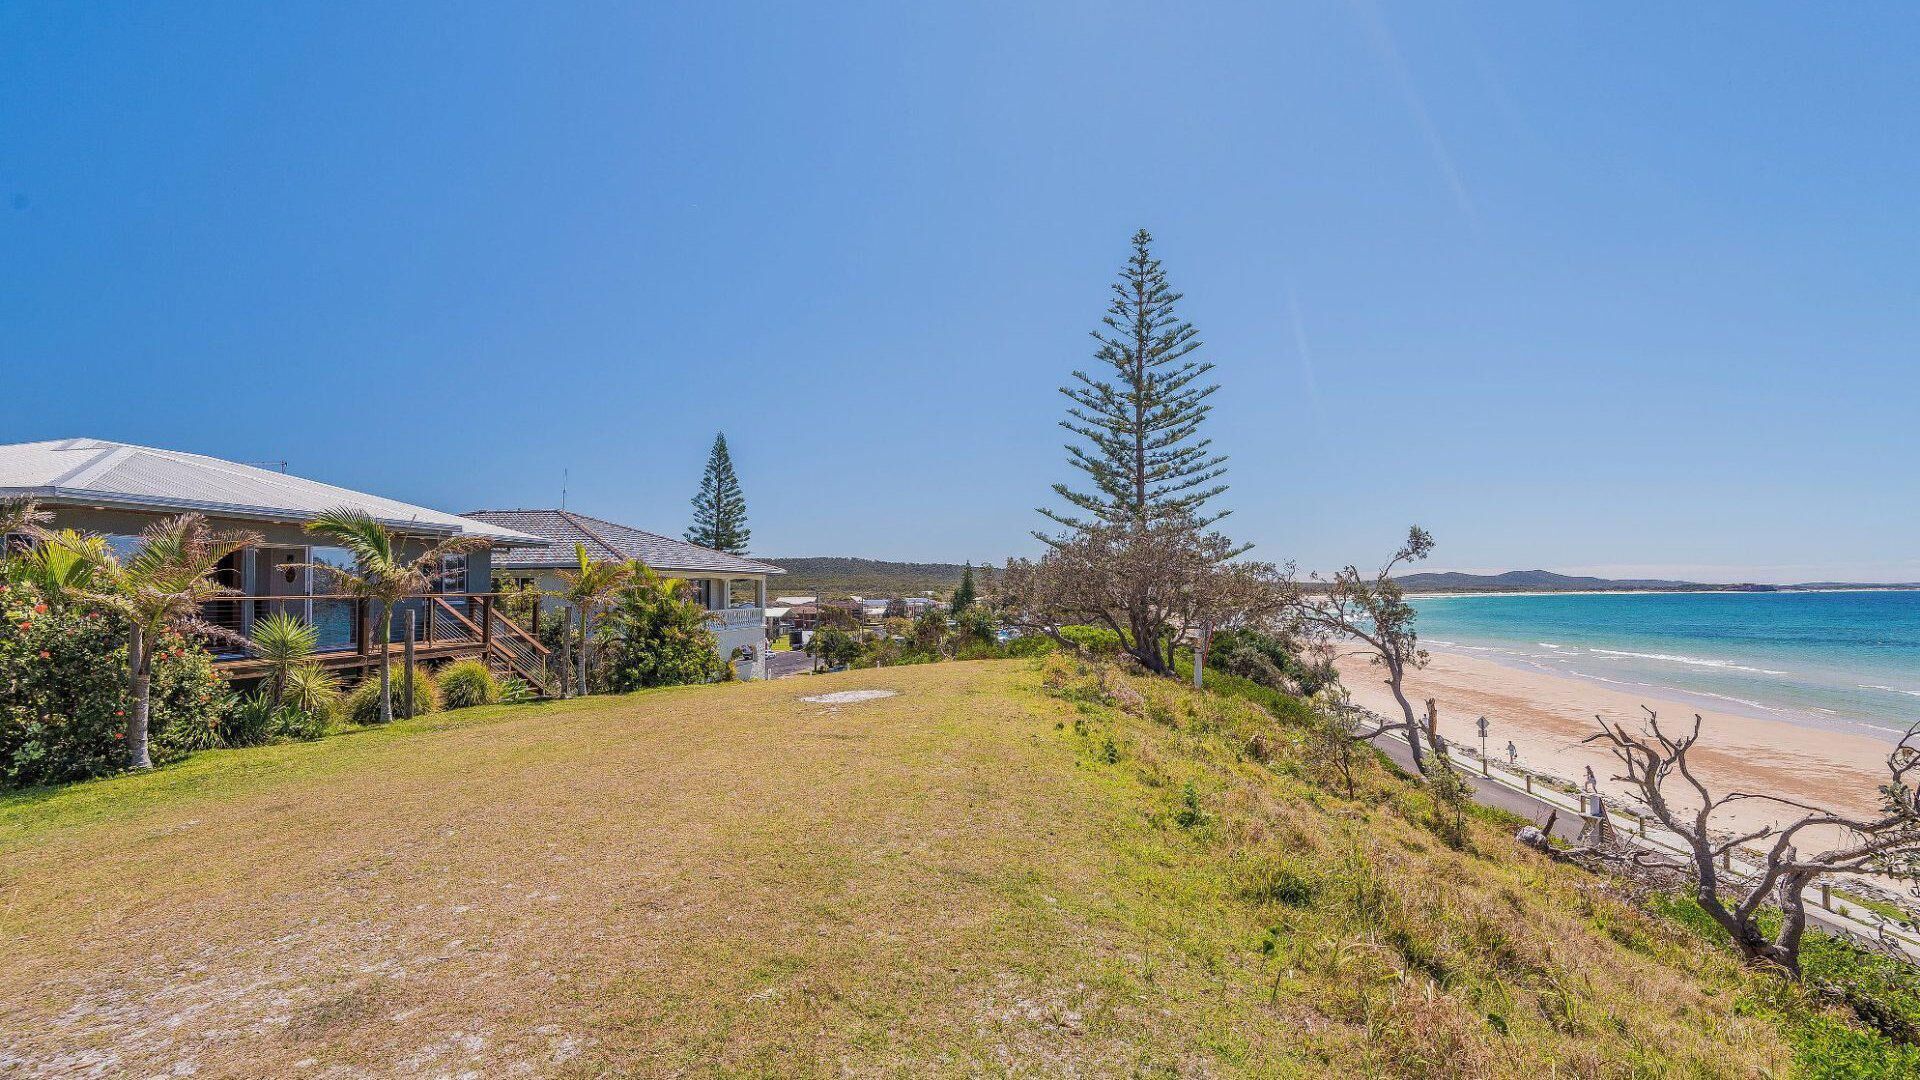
xmin=1332 ymin=645 xmax=1895 ymax=839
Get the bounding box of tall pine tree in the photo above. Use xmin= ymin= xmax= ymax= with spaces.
xmin=686 ymin=433 xmax=751 ymax=554
xmin=1039 ymin=229 xmax=1227 ymax=537
xmin=949 ymin=562 xmax=977 ymax=615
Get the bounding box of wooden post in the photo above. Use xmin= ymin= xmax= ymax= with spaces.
xmin=1524 ymin=774 xmax=1532 ymax=794
xmin=356 ymin=598 xmax=370 ymax=658
xmin=1820 ymin=884 xmax=1831 ymax=910
xmin=531 ymin=598 xmax=541 ymax=640
xmin=424 ymin=597 xmax=434 ymax=644
xmin=403 ymin=610 xmax=417 ymax=720
xmin=479 ymin=595 xmax=493 ymax=657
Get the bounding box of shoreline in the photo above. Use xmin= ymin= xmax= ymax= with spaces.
xmin=1331 ymin=645 xmax=1894 ymax=836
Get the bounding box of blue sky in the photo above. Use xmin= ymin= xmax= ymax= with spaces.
xmin=3 ymin=4 xmax=1916 ymax=582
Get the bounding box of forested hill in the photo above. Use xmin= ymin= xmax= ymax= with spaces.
xmin=763 ymin=557 xmax=988 ymax=599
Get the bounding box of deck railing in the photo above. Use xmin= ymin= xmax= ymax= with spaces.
xmin=205 ymin=592 xmax=554 ymax=694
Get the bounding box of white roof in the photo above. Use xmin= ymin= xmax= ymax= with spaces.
xmin=0 ymin=438 xmax=544 ymax=544
xmin=773 ymin=595 xmax=817 ymax=605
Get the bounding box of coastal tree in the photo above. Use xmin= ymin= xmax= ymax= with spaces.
xmin=83 ymin=514 xmax=259 ymax=769
xmin=1283 ymin=526 xmax=1437 ymax=772
xmin=1038 ymin=229 xmax=1229 ymax=536
xmin=686 ymin=433 xmax=751 ymax=554
xmin=1586 ymin=708 xmax=1920 ymax=977
xmin=996 ymin=516 xmax=1284 ymax=676
xmin=305 ymin=508 xmax=491 ymax=725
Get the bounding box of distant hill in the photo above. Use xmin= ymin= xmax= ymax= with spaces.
xmin=1393 ymin=570 xmax=1920 ymax=593
xmin=764 ymin=557 xmax=989 ymax=600
xmin=1394 ymin=570 xmax=1710 ymax=592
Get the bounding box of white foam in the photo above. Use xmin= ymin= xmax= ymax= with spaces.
xmin=1587 ymin=648 xmax=1789 ymax=676
xmin=1859 ymin=684 xmax=1920 ymax=698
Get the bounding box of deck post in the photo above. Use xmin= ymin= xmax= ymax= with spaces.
xmin=480 ymin=595 xmax=493 ymax=657
xmin=356 ymin=599 xmax=370 ymax=658
xmin=403 ymin=610 xmax=417 ymax=720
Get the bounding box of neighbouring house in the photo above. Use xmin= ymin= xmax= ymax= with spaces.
xmin=0 ymin=438 xmax=557 ymax=691
xmin=779 ymin=602 xmax=822 ymax=634
xmin=460 ymin=509 xmax=785 ymax=680
xmin=772 ymin=595 xmax=817 ymax=607
xmin=887 ymin=596 xmax=942 ymax=618
xmin=845 ymin=597 xmax=891 ymax=623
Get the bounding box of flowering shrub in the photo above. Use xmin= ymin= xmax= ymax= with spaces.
xmin=0 ymin=582 xmax=231 ymax=787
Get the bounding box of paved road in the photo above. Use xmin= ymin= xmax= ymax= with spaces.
xmin=1372 ymin=732 xmax=1587 ymax=842
xmin=764 ymin=649 xmax=815 ymax=679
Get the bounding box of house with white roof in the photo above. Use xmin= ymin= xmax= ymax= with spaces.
xmin=460 ymin=509 xmax=785 ymax=679
xmin=0 ymin=438 xmax=556 ymax=690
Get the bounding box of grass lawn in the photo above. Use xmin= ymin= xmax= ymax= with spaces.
xmin=0 ymin=660 xmax=1841 ymax=1076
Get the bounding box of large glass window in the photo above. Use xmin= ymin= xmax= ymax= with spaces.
xmin=308 ymin=545 xmax=359 ymax=651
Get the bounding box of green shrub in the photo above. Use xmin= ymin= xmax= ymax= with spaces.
xmin=1056 ymin=624 xmax=1123 ymax=657
xmin=439 ymin=660 xmax=500 ymax=709
xmin=344 ymin=664 xmax=439 ymax=725
xmin=0 ymin=583 xmax=231 ymax=787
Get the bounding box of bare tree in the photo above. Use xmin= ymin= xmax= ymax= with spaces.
xmin=1283 ymin=526 xmax=1436 ymax=771
xmin=1588 ymin=707 xmax=1920 ymax=976
xmin=997 ymin=517 xmax=1282 ymax=677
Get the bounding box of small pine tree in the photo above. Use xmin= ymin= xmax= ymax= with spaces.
xmin=686 ymin=433 xmax=751 ymax=554
xmin=950 ymin=563 xmax=977 ymax=615
xmin=1040 ymin=229 xmax=1228 ymax=537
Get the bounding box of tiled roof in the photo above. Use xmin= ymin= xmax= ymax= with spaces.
xmin=0 ymin=438 xmax=544 ymax=544
xmin=461 ymin=509 xmax=785 ymax=575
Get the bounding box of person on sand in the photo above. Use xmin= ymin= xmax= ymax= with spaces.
xmin=1506 ymin=740 xmax=1518 ymax=766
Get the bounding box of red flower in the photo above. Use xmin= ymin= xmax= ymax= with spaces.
xmin=37 ymin=651 xmax=49 ymax=659
xmin=114 ymin=709 xmax=125 ymax=717
xmin=112 ymin=731 xmax=124 ymax=739
xmin=32 ymin=603 xmax=47 ymax=614
xmin=17 ymin=622 xmax=28 ymax=632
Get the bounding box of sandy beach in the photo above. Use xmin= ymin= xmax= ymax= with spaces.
xmin=1333 ymin=645 xmax=1896 ymax=839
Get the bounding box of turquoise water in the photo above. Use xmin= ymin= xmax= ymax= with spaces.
xmin=1408 ymin=591 xmax=1920 ymax=743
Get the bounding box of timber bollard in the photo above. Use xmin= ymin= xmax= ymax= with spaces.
xmin=403 ymin=610 xmax=417 ymax=720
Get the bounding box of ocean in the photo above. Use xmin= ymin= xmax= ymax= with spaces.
xmin=1408 ymin=590 xmax=1920 ymax=743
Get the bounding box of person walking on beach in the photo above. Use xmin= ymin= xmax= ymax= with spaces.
xmin=1506 ymin=740 xmax=1518 ymax=766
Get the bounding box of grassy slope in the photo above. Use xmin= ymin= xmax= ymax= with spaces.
xmin=0 ymin=660 xmax=1828 ymax=1077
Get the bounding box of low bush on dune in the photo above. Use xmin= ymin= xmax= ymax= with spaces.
xmin=438 ymin=660 xmax=500 ymax=710
xmin=344 ymin=664 xmax=439 ymax=725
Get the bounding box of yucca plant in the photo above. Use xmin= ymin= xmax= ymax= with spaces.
xmin=304 ymin=507 xmax=490 ymax=725
xmin=282 ymin=662 xmax=342 ymax=725
xmin=552 ymin=543 xmax=632 ymax=697
xmin=83 ymin=514 xmax=261 ymax=769
xmin=250 ymin=611 xmax=318 ymax=707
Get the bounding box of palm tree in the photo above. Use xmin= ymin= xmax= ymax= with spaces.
xmin=13 ymin=529 xmax=110 ymax=596
xmin=250 ymin=610 xmax=319 ymax=707
xmin=552 ymin=543 xmax=632 ymax=697
xmin=0 ymin=497 xmax=51 ymax=574
xmin=84 ymin=514 xmax=261 ymax=769
xmin=304 ymin=507 xmax=491 ymax=724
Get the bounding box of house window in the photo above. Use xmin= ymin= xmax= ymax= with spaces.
xmin=435 ymin=553 xmax=469 ymax=594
